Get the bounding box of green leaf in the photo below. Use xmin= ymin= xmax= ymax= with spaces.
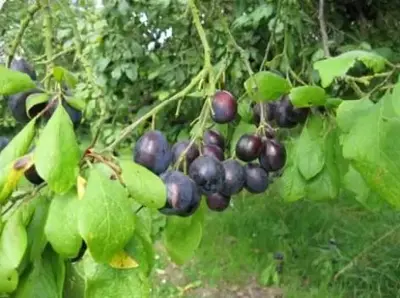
xmin=336 ymin=98 xmax=374 ymax=133
xmin=25 ymin=196 xmax=50 ymax=262
xmin=289 ymin=86 xmax=326 ymax=107
xmin=244 ymin=71 xmax=291 ymax=102
xmin=125 ymin=217 xmax=154 ymax=276
xmin=0 ymin=119 xmax=36 ymax=169
xmin=277 ymin=165 xmax=306 ymax=202
xmin=163 ymin=201 xmax=206 ymax=265
xmin=0 ymin=65 xmax=36 ymax=96
xmin=390 ymin=77 xmax=400 ymax=116
xmin=45 ymin=191 xmax=82 ymax=258
xmin=66 ymin=96 xmax=85 ymax=111
xmin=342 ymin=97 xmax=400 ymax=207
xmin=296 ymin=115 xmax=325 ymax=180
xmin=0 ymin=211 xmax=27 ymax=269
xmin=78 ymin=168 xmax=136 ymax=263
xmin=26 ymin=93 xmax=50 ymax=118
xmin=34 ymin=104 xmax=81 ymax=193
xmin=82 ymin=253 xmax=150 ymax=298
xmin=344 ymin=166 xmax=384 ymax=212
xmin=313 ymin=50 xmax=387 ymax=87
xmin=13 ymin=246 xmax=65 ymax=298
xmin=120 ymin=161 xmax=167 ymax=209
xmin=230 ymin=121 xmax=257 ymax=156
xmin=63 ymin=263 xmax=85 ymax=298
xmin=238 ymin=99 xmax=254 ymax=123
xmin=306 ymin=127 xmax=341 ymax=201
xmin=53 ymin=66 xmax=78 ymax=89
xmin=0 ymin=267 xmax=18 ymax=293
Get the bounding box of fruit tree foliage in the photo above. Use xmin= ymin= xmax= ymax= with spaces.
xmin=1 ymin=0 xmax=400 ymax=297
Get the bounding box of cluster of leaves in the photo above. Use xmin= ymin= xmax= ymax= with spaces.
xmin=2 ymin=0 xmax=400 ymax=296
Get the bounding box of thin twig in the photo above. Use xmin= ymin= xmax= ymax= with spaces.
xmin=6 ymin=2 xmax=42 ymax=67
xmin=318 ymin=0 xmax=331 ymax=57
xmin=41 ymin=0 xmax=54 ymax=89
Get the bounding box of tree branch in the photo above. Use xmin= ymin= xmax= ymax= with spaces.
xmin=318 ymin=0 xmax=331 ymax=57
xmin=41 ymin=0 xmax=54 ymax=89
xmin=6 ymin=2 xmax=42 ymax=67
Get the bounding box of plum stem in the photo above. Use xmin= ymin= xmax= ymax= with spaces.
xmin=6 ymin=1 xmax=41 ymax=68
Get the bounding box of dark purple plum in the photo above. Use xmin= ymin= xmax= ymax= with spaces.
xmin=206 ymin=193 xmax=231 ymax=212
xmin=252 ymin=102 xmax=276 ymax=124
xmin=134 ymin=130 xmax=172 ymax=175
xmin=203 ymin=129 xmax=225 ymax=149
xmin=211 ymin=90 xmax=237 ymax=124
xmin=24 ymin=164 xmax=44 ymax=185
xmin=159 ymin=170 xmax=201 ymax=217
xmin=171 ymin=141 xmax=199 ymax=172
xmin=220 ymin=159 xmax=245 ymax=196
xmin=202 ymin=144 xmax=224 ymax=161
xmin=274 ymin=96 xmax=310 ymax=128
xmin=10 ymin=58 xmax=37 ymax=81
xmin=244 ymin=163 xmax=269 ymax=194
xmin=189 ymin=156 xmax=226 ymax=195
xmin=259 ymin=139 xmax=287 ymax=172
xmin=235 ymin=134 xmax=263 ymax=162
xmin=8 ymin=88 xmax=45 ymax=123
xmin=43 ymin=97 xmax=82 ymax=129
xmin=0 ymin=137 xmax=9 ymax=152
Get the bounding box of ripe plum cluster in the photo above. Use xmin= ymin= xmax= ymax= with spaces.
xmin=133 ymin=89 xmax=297 ymax=217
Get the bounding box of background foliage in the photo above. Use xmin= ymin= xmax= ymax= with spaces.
xmin=2 ymin=0 xmax=400 ymax=297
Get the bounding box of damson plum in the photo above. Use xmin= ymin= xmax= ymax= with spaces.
xmin=189 ymin=156 xmax=226 ymax=195
xmin=244 ymin=163 xmax=269 ymax=194
xmin=235 ymin=134 xmax=263 ymax=162
xmin=274 ymin=96 xmax=309 ymax=128
xmin=206 ymin=193 xmax=231 ymax=212
xmin=171 ymin=141 xmax=199 ymax=172
xmin=202 ymin=144 xmax=224 ymax=161
xmin=220 ymin=159 xmax=245 ymax=196
xmin=24 ymin=164 xmax=44 ymax=185
xmin=134 ymin=130 xmax=172 ymax=175
xmin=203 ymin=129 xmax=225 ymax=149
xmin=259 ymin=139 xmax=287 ymax=172
xmin=44 ymin=97 xmax=82 ymax=129
xmin=252 ymin=102 xmax=276 ymax=124
xmin=8 ymin=88 xmax=45 ymax=123
xmin=159 ymin=170 xmax=201 ymax=217
xmin=0 ymin=137 xmax=9 ymax=152
xmin=10 ymin=58 xmax=37 ymax=80
xmin=211 ymin=90 xmax=237 ymax=124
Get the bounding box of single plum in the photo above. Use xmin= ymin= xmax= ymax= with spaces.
xmin=10 ymin=58 xmax=37 ymax=81
xmin=235 ymin=134 xmax=263 ymax=162
xmin=274 ymin=99 xmax=297 ymax=128
xmin=134 ymin=130 xmax=172 ymax=175
xmin=159 ymin=170 xmax=201 ymax=217
xmin=0 ymin=137 xmax=9 ymax=152
xmin=259 ymin=139 xmax=287 ymax=172
xmin=252 ymin=102 xmax=276 ymax=124
xmin=24 ymin=164 xmax=44 ymax=185
xmin=44 ymin=97 xmax=82 ymax=129
xmin=189 ymin=155 xmax=226 ymax=195
xmin=206 ymin=193 xmax=231 ymax=212
xmin=244 ymin=163 xmax=269 ymax=194
xmin=220 ymin=159 xmax=245 ymax=196
xmin=203 ymin=129 xmax=225 ymax=149
xmin=171 ymin=140 xmax=199 ymax=172
xmin=211 ymin=90 xmax=237 ymax=124
xmin=8 ymin=88 xmax=45 ymax=123
xmin=202 ymin=144 xmax=224 ymax=161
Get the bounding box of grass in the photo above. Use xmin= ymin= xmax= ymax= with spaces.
xmin=151 ymin=186 xmax=400 ymax=298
